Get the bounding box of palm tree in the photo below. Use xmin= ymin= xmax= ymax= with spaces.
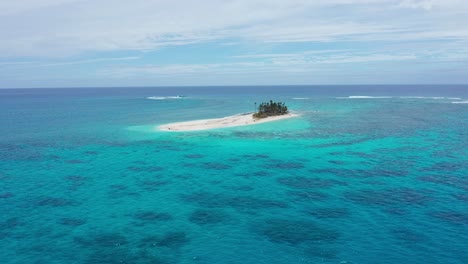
xmin=253 ymin=100 xmax=289 ymax=118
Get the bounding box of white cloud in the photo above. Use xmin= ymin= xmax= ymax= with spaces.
xmin=1 ymin=0 xmax=467 ymax=58
xmin=101 ymin=51 xmax=418 ymax=79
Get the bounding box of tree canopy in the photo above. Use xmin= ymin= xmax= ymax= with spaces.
xmin=253 ymin=100 xmax=288 ymax=118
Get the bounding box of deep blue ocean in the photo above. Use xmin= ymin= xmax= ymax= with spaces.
xmin=1 ymin=85 xmax=467 ymax=264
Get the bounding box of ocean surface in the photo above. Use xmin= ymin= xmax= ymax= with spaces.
xmin=0 ymin=85 xmax=467 ymax=264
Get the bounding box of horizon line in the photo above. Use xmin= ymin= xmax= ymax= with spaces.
xmin=2 ymin=84 xmax=468 ymax=89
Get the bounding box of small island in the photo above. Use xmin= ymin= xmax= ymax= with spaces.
xmin=253 ymin=100 xmax=289 ymax=119
xmin=159 ymin=100 xmax=297 ymax=131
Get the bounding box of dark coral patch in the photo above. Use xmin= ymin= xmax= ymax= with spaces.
xmin=454 ymin=193 xmax=468 ymax=201
xmin=0 ymin=192 xmax=14 ymax=199
xmin=419 ymin=175 xmax=468 ymax=191
xmin=189 ymin=209 xmax=227 ymax=225
xmin=133 ymin=211 xmax=172 ymax=222
xmin=226 ymin=185 xmax=254 ymax=191
xmin=253 ymin=171 xmax=269 ymax=177
xmin=139 ymin=235 xmax=160 ymax=248
xmin=182 ymin=192 xmax=288 ymax=210
xmin=110 ymin=184 xmax=127 ymax=190
xmin=254 ymin=219 xmax=340 ymax=245
xmin=140 ymin=180 xmax=170 ymax=191
xmin=185 ymin=154 xmax=204 ymax=159
xmin=59 ymin=218 xmax=87 ymax=226
xmin=304 ymin=246 xmax=338 ymax=259
xmin=264 ymin=161 xmax=304 ymax=169
xmin=202 ymin=162 xmax=232 ymax=170
xmin=0 ymin=218 xmax=22 ymax=229
xmin=308 ymin=208 xmax=349 ymax=219
xmin=37 ymin=197 xmax=77 ymax=207
xmin=288 ymin=191 xmax=329 ymax=201
xmin=83 ymin=248 xmax=169 ymax=264
xmin=66 ymin=159 xmax=85 ymax=164
xmin=345 ymin=188 xmax=430 ymax=206
xmin=66 ymin=175 xmax=88 ymax=190
xmin=74 ymin=232 xmax=128 ymax=248
xmin=309 ymin=168 xmax=406 ymax=179
xmin=66 ymin=175 xmax=87 ymax=182
xmin=384 ymin=208 xmax=408 ymax=215
xmin=429 ymin=211 xmax=468 ymax=225
xmin=84 ymin=250 xmax=133 ymax=264
xmin=328 ymin=160 xmax=346 ymax=165
xmin=278 ymin=176 xmax=346 ymax=189
xmin=138 ymin=232 xmax=190 ymax=250
xmin=242 ymin=154 xmax=270 ymax=159
xmin=392 ymin=228 xmax=428 ymax=243
xmin=156 ymin=232 xmax=189 ymax=249
xmin=128 ymin=166 xmax=164 ymax=172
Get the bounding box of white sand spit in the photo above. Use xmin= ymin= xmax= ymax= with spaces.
xmin=158 ymin=113 xmax=299 ymax=132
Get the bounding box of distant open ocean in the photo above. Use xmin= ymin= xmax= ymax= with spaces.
xmin=1 ymin=85 xmax=467 ymax=264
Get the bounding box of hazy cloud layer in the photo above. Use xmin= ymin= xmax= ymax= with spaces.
xmin=1 ymin=0 xmax=467 ymax=86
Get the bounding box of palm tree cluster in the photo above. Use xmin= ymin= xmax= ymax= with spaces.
xmin=253 ymin=100 xmax=289 ymax=118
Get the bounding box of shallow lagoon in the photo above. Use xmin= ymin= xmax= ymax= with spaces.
xmin=0 ymin=86 xmax=467 ymax=263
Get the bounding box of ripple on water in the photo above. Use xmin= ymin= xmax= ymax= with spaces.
xmin=0 ymin=217 xmax=22 ymax=235
xmin=189 ymin=209 xmax=228 ymax=225
xmin=84 ymin=247 xmax=169 ymax=264
xmin=128 ymin=166 xmax=164 ymax=172
xmin=225 ymin=185 xmax=254 ymax=191
xmin=252 ymin=171 xmax=270 ymax=177
xmin=201 ymin=162 xmax=232 ymax=170
xmin=0 ymin=192 xmax=14 ymax=199
xmin=107 ymin=184 xmax=141 ymax=199
xmin=138 ymin=231 xmax=190 ymax=251
xmin=304 ymin=246 xmax=338 ymax=260
xmin=59 ymin=218 xmax=87 ymax=226
xmin=253 ymin=218 xmax=340 ymax=245
xmin=36 ymin=197 xmax=78 ymax=207
xmin=74 ymin=232 xmax=128 ymax=248
xmin=454 ymin=193 xmax=468 ymax=201
xmin=278 ymin=176 xmax=347 ymax=189
xmin=182 ymin=192 xmax=288 ymax=210
xmin=392 ymin=228 xmax=428 ymax=243
xmin=263 ymin=161 xmax=305 ymax=169
xmin=429 ymin=211 xmax=468 ymax=225
xmin=308 ymin=208 xmax=350 ymax=219
xmin=132 ymin=211 xmax=173 ymax=225
xmin=65 ymin=175 xmax=88 ymax=191
xmin=184 ymin=154 xmax=204 ymax=159
xmin=156 ymin=232 xmax=190 ymax=249
xmin=66 ymin=159 xmax=85 ymax=164
xmin=344 ymin=188 xmax=431 ymax=206
xmin=83 ymin=150 xmax=99 ymax=155
xmin=287 ymin=190 xmax=329 ymax=201
xmin=242 ymin=154 xmax=270 ymax=159
xmin=419 ymin=175 xmax=468 ymax=191
xmin=140 ymin=180 xmax=170 ymax=191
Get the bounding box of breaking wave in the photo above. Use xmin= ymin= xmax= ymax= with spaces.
xmin=146 ymin=95 xmax=186 ymax=100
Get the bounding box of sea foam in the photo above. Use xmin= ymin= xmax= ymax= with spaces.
xmin=401 ymin=96 xmax=462 ymax=100
xmin=147 ymin=96 xmax=185 ymax=100
xmin=338 ymin=96 xmax=392 ymax=99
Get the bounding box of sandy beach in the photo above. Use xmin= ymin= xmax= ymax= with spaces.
xmin=158 ymin=113 xmax=299 ymax=131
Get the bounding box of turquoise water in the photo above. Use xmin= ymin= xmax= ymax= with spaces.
xmin=1 ymin=86 xmax=467 ymax=263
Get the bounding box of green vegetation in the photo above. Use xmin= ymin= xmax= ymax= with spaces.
xmin=253 ymin=100 xmax=289 ymax=119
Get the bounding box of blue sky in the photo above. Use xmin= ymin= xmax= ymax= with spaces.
xmin=1 ymin=0 xmax=468 ymax=88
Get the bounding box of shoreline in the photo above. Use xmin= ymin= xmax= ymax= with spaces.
xmin=158 ymin=112 xmax=299 ymax=132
